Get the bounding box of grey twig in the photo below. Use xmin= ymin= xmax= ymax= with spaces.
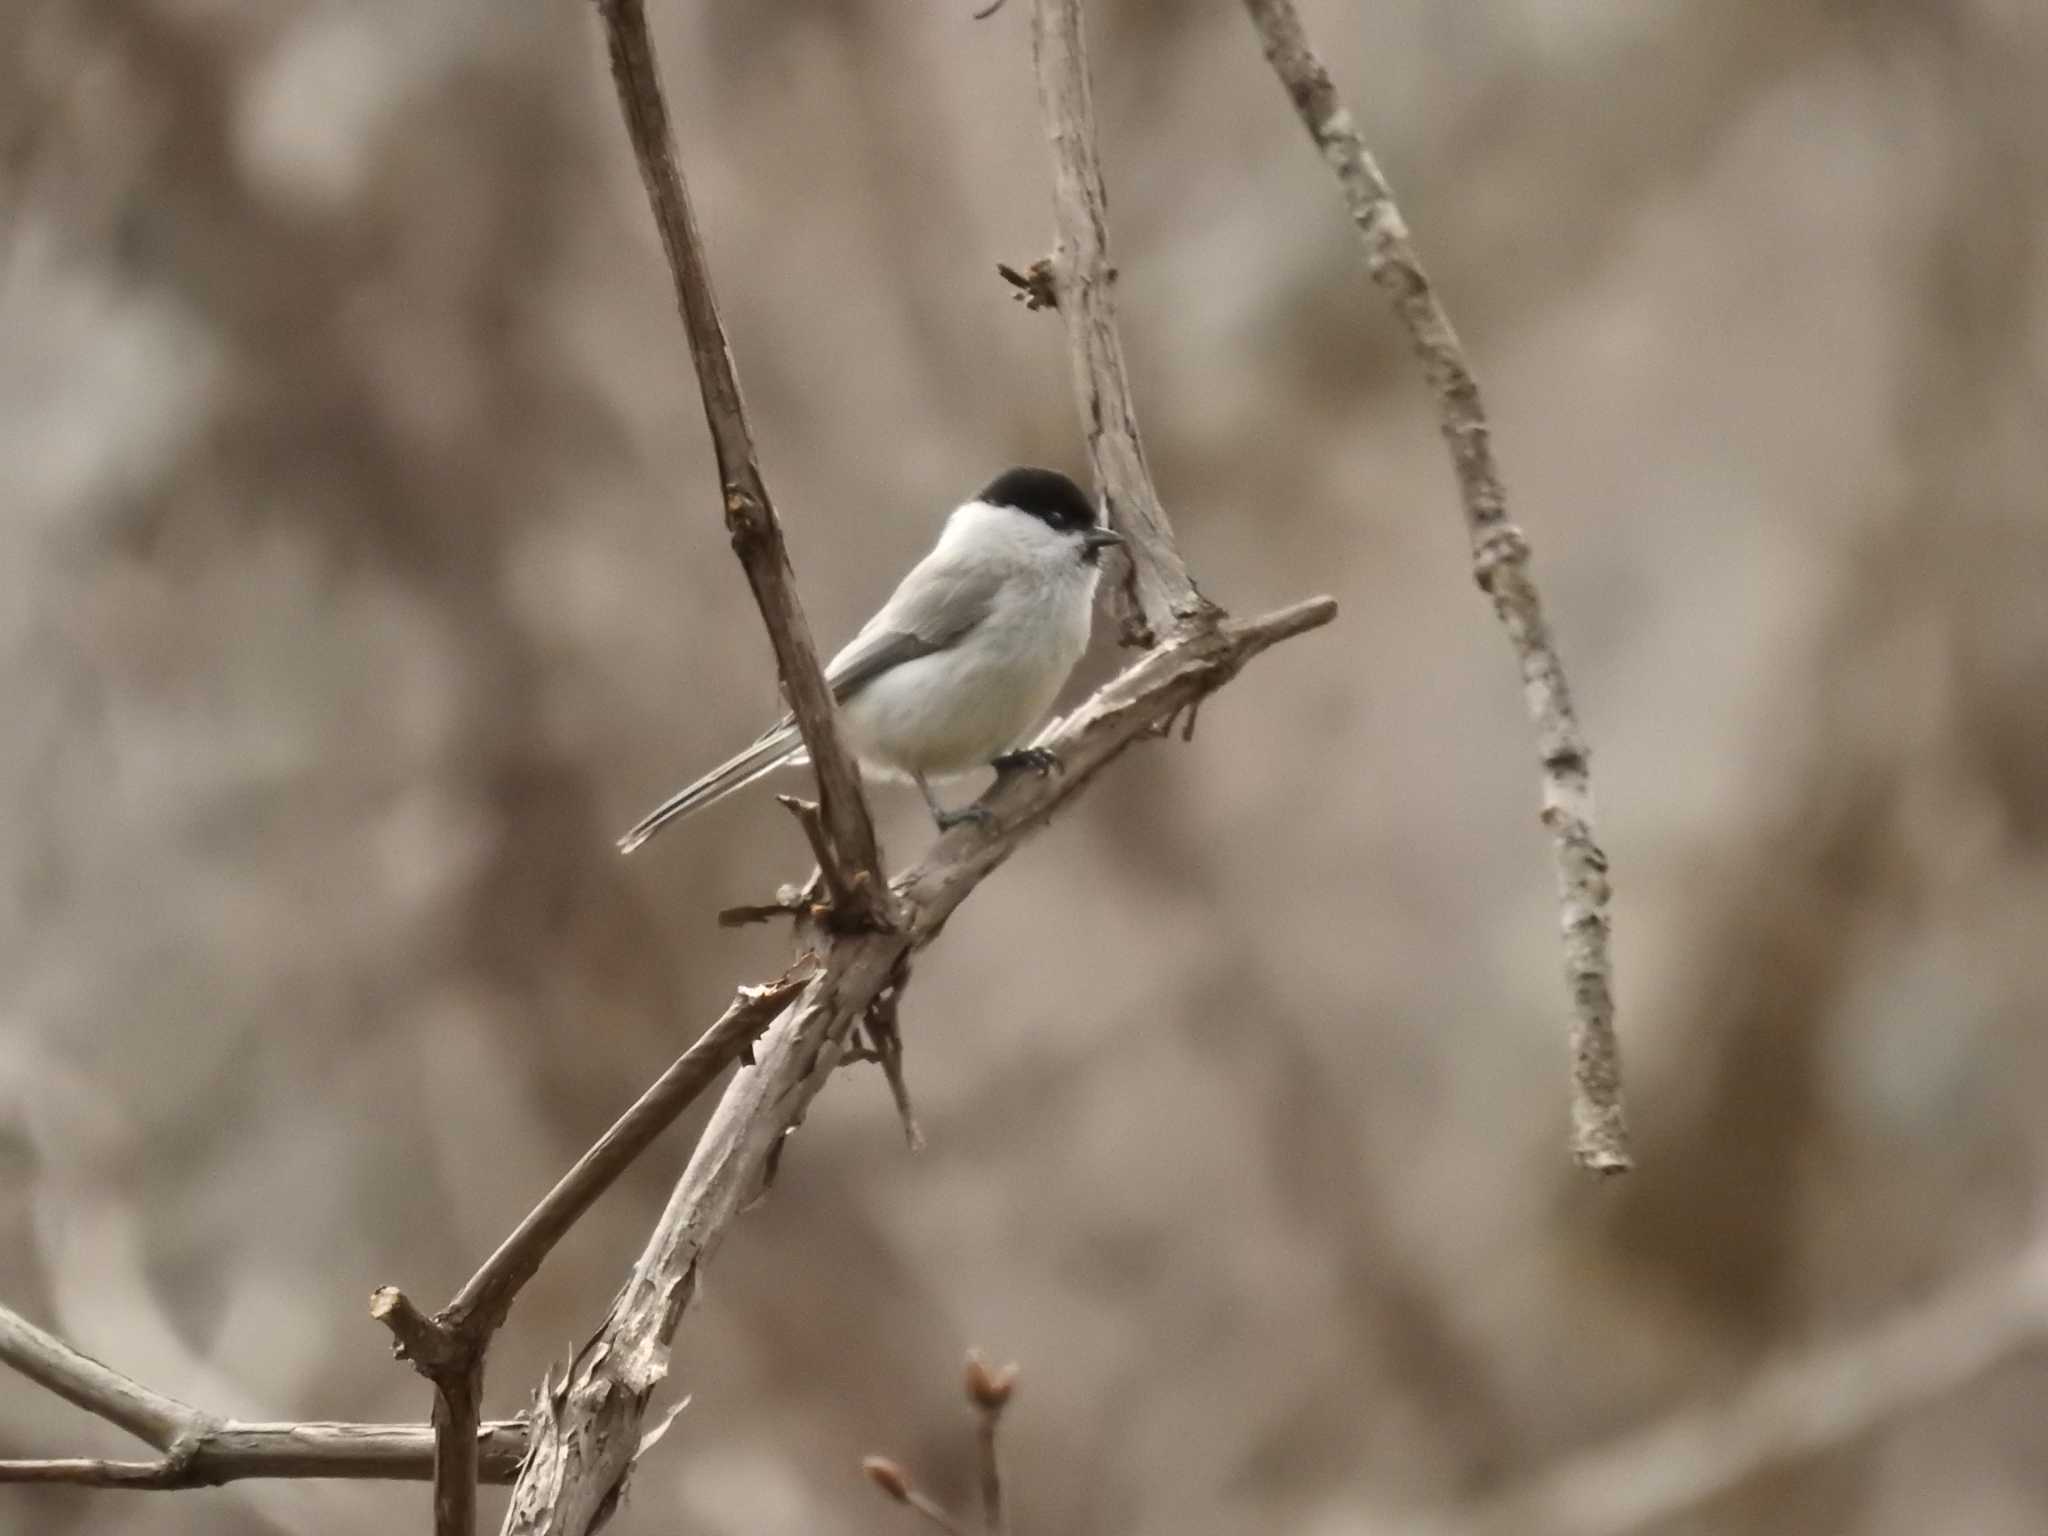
xmin=0 ymin=1303 xmax=528 ymax=1489
xmin=595 ymin=0 xmax=892 ymax=931
xmin=371 ymin=975 xmax=802 ymax=1536
xmin=0 ymin=1300 xmax=197 ymax=1448
xmin=1239 ymin=0 xmax=1630 ymax=1173
xmin=1031 ymin=0 xmax=1217 ymax=647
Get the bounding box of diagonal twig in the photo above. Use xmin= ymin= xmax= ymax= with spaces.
xmin=1239 ymin=0 xmax=1630 ymax=1173
xmin=439 ymin=973 xmax=806 ymax=1340
xmin=370 ymin=973 xmax=803 ymax=1536
xmin=0 ymin=1301 xmax=198 ymax=1448
xmin=597 ymin=0 xmax=892 ymax=930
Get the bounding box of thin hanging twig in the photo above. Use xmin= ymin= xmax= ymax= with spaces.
xmin=1239 ymin=0 xmax=1630 ymax=1172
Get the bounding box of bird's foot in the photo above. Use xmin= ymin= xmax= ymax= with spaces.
xmin=992 ymin=747 xmax=1062 ymax=777
xmin=933 ymin=804 xmax=997 ymax=833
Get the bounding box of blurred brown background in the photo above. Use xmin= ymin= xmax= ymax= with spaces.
xmin=4 ymin=1 xmax=2047 ymax=1533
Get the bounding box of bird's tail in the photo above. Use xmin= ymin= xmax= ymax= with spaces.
xmin=617 ymin=724 xmax=804 ymax=854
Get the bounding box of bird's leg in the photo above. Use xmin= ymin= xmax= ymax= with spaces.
xmin=991 ymin=746 xmax=1062 ymax=777
xmin=916 ymin=772 xmax=993 ymax=833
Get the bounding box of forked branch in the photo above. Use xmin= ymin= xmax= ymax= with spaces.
xmin=0 ymin=1303 xmax=527 ymax=1489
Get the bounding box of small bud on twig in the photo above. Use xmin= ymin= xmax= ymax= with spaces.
xmin=863 ymin=1456 xmax=911 ymax=1502
xmin=964 ymin=1351 xmax=1019 ymax=1411
xmin=995 ymin=259 xmax=1059 ymax=312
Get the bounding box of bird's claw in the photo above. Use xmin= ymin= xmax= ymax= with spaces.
xmin=935 ymin=805 xmax=997 ymax=833
xmin=992 ymin=747 xmax=1062 ymax=777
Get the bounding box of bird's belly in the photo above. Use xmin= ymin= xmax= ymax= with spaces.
xmin=841 ymin=638 xmax=1073 ymax=779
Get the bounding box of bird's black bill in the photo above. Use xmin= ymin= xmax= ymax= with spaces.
xmin=1081 ymin=527 xmax=1124 ymax=551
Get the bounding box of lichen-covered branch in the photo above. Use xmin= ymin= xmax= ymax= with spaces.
xmin=1240 ymin=0 xmax=1630 ymax=1173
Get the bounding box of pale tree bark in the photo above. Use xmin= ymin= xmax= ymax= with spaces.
xmin=1240 ymin=0 xmax=1630 ymax=1172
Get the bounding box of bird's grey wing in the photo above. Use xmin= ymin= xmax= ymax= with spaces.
xmin=822 ymin=630 xmax=945 ymax=702
xmin=822 ymin=548 xmax=1006 ymax=703
xmin=748 ymin=544 xmax=1004 ymax=740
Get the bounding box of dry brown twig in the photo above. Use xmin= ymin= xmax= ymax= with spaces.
xmin=1239 ymin=0 xmax=1630 ymax=1173
xmin=595 ymin=0 xmax=892 ymax=930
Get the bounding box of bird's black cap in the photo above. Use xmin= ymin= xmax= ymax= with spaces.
xmin=979 ymin=466 xmax=1099 ymax=534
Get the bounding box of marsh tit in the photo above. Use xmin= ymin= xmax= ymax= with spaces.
xmin=618 ymin=466 xmax=1123 ymax=853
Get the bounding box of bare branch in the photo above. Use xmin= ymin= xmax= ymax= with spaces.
xmin=499 ymin=596 xmax=1334 ymax=1536
xmin=1031 ymin=0 xmax=1216 ymax=646
xmin=594 ymin=0 xmax=891 ymax=929
xmin=0 ymin=1303 xmax=529 ymax=1488
xmin=1239 ymin=0 xmax=1630 ymax=1174
xmin=0 ymin=1424 xmax=531 ymax=1489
